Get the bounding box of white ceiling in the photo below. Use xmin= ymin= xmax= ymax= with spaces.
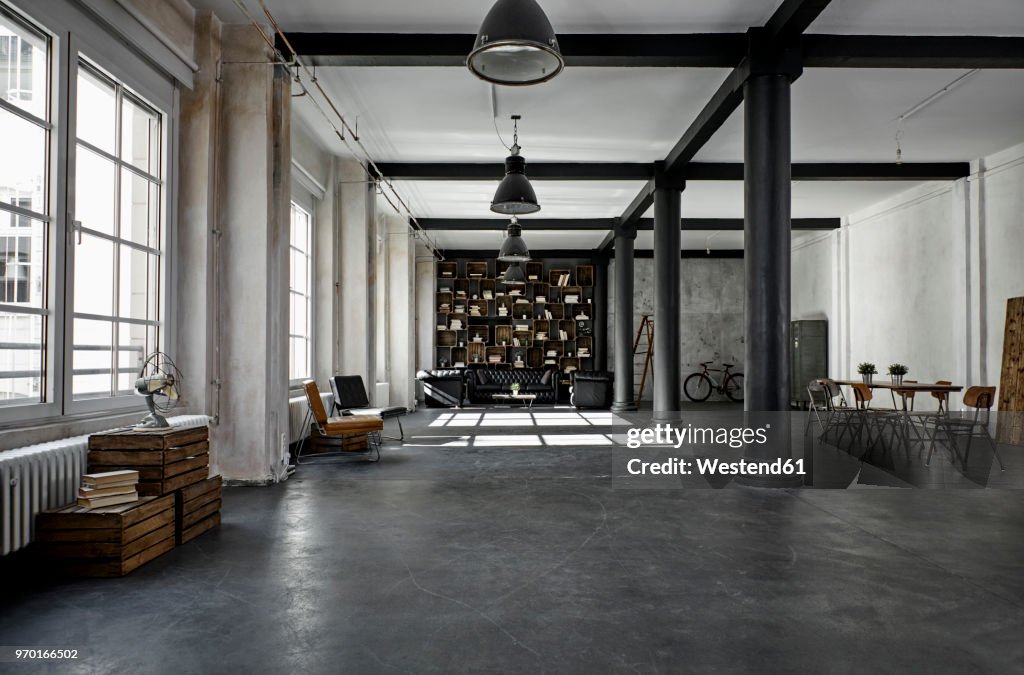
xmin=197 ymin=0 xmax=1024 ymax=35
xmin=245 ymin=0 xmax=1024 ymax=249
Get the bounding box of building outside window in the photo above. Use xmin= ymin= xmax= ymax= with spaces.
xmin=71 ymin=61 xmax=164 ymax=400
xmin=0 ymin=6 xmax=47 ymax=404
xmin=289 ymin=200 xmax=313 ymax=383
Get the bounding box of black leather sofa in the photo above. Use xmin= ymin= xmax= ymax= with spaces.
xmin=416 ymin=369 xmax=467 ymax=408
xmin=467 ymin=367 xmax=558 ymax=404
xmin=570 ymin=371 xmax=614 ymax=409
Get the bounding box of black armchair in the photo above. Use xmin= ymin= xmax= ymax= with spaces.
xmin=570 ymin=371 xmax=614 ymax=409
xmin=416 ymin=369 xmax=467 ymax=408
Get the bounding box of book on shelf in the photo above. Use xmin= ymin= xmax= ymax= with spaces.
xmin=565 ymin=295 xmax=579 ymax=304
xmin=512 ymin=338 xmax=520 ymax=347
xmin=559 ymin=330 xmax=568 ymax=340
xmin=454 ymin=361 xmax=466 ymax=367
xmin=439 ymin=287 xmax=451 ymax=293
xmin=456 ymin=290 xmax=466 ymax=296
xmin=482 ymin=291 xmax=493 ymax=299
xmin=514 ymin=298 xmax=529 ymax=304
xmin=536 ymin=332 xmax=547 ymax=340
xmin=535 ymin=296 xmax=546 ymax=303
xmin=545 ymin=310 xmax=552 ymax=319
xmin=528 ymin=275 xmax=538 ymax=280
xmin=546 ymin=350 xmax=557 ymax=357
xmin=544 ymin=358 xmax=556 ymax=365
xmin=470 ymin=273 xmax=483 ymax=277
xmin=509 ymin=289 xmax=523 ymax=296
xmin=575 ymin=313 xmax=589 ymax=320
xmin=515 ymin=324 xmax=529 ymax=331
xmin=558 ymin=274 xmax=570 ymax=286
xmin=450 ymin=321 xmax=463 ymax=330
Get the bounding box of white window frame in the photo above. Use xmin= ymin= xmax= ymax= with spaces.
xmin=0 ymin=0 xmax=177 ymax=425
xmin=288 ymin=193 xmax=315 ymax=387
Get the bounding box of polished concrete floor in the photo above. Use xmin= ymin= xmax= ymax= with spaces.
xmin=2 ymin=406 xmax=1024 ymax=674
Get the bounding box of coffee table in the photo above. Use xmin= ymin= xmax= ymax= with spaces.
xmin=492 ymin=393 xmax=537 ymax=409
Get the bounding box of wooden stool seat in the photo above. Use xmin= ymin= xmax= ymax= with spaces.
xmin=322 ymin=415 xmax=384 ymax=435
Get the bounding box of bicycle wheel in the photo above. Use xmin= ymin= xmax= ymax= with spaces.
xmin=683 ymin=373 xmax=713 ymax=402
xmin=724 ymin=373 xmax=744 ymax=402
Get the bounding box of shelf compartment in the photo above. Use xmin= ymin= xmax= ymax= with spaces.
xmin=437 ymin=261 xmax=457 ymax=279
xmin=575 ymin=265 xmax=594 ymax=287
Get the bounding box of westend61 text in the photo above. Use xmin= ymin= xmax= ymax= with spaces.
xmin=626 ymin=457 xmax=806 ymax=476
xmin=625 ymin=423 xmax=770 ymax=449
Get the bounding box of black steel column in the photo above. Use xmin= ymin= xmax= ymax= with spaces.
xmin=653 ymin=177 xmax=683 ymax=420
xmin=744 ymin=72 xmax=792 ymax=411
xmin=611 ymin=222 xmax=637 ymax=412
xmin=591 ymin=253 xmax=609 ymax=372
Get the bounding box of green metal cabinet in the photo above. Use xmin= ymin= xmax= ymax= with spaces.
xmin=791 ymin=320 xmax=828 ymax=404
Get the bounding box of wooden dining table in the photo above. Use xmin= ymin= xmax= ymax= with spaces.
xmin=830 ymin=379 xmax=963 ymax=411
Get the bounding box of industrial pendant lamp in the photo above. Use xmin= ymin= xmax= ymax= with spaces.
xmin=498 ymin=216 xmax=531 ymax=262
xmin=492 ymin=115 xmax=540 ymax=215
xmin=468 ymin=0 xmax=564 ymax=86
xmin=501 ymin=262 xmax=526 ymax=286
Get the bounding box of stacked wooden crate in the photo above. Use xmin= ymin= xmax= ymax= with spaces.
xmin=88 ymin=426 xmax=221 ymax=545
xmin=177 ymin=476 xmax=222 ymax=544
xmin=34 ymin=496 xmax=176 ymax=577
xmin=89 ymin=427 xmax=210 ymax=496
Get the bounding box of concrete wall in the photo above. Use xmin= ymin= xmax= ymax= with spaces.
xmin=203 ymin=27 xmax=291 ymax=482
xmin=791 ymin=140 xmax=1024 ymax=407
xmin=385 ymin=213 xmax=417 ymax=410
xmin=607 ymin=257 xmax=745 ymax=401
xmin=338 ymin=161 xmax=375 ymax=391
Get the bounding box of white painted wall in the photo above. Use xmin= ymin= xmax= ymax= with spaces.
xmin=791 ymin=141 xmax=1024 ymax=409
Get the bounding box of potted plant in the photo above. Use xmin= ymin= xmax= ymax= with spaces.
xmin=888 ymin=363 xmax=908 ymax=386
xmin=857 ymin=362 xmax=877 ymax=385
xmin=510 ymin=382 xmax=521 ymax=395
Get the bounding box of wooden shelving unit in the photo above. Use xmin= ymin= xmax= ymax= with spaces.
xmin=434 ymin=258 xmax=598 ymax=374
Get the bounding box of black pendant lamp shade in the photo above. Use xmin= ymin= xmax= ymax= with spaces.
xmin=498 ymin=219 xmax=531 ymax=262
xmin=501 ymin=262 xmax=526 ymax=285
xmin=468 ymin=0 xmax=564 ymax=86
xmin=491 ymin=150 xmax=540 ymax=215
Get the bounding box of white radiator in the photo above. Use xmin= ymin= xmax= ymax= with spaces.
xmin=1 ymin=414 xmax=210 ymax=555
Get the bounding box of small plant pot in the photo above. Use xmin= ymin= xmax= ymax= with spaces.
xmin=862 ymin=374 xmax=873 ymax=385
xmin=891 ymin=374 xmax=903 ymax=386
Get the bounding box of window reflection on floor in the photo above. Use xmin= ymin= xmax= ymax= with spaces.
xmin=429 ymin=411 xmax=621 ymax=428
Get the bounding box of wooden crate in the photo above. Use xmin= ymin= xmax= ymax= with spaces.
xmin=89 ymin=426 xmax=210 ymax=496
xmin=34 ymin=495 xmax=175 ymax=577
xmin=176 ymin=476 xmax=222 ymax=545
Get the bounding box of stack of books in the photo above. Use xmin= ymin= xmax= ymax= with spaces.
xmin=453 ymin=304 xmax=466 ymax=313
xmin=565 ymin=294 xmax=579 ymax=304
xmin=469 ymin=306 xmax=482 ymax=316
xmin=536 ymin=332 xmax=548 ymax=340
xmin=439 ymin=303 xmax=450 ymax=312
xmin=575 ymin=313 xmax=589 ymax=320
xmin=497 ymin=306 xmax=509 ymax=317
xmin=488 ymin=355 xmax=502 ymax=364
xmin=535 ymin=296 xmax=546 ymax=303
xmin=450 ymin=319 xmax=463 ymax=330
xmin=577 ymin=348 xmax=590 ymax=357
xmin=556 ymin=274 xmax=570 ymax=286
xmin=78 ymin=470 xmax=140 ymax=509
xmin=515 ymin=323 xmax=530 ymax=331
xmin=559 ymin=329 xmax=569 ymax=340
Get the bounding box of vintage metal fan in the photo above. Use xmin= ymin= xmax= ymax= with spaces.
xmin=134 ymin=351 xmax=182 ymax=428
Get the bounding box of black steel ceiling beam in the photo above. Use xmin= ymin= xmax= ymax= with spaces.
xmin=277 ymin=32 xmax=747 ymax=68
xmin=382 ymin=162 xmax=968 ymax=182
xmin=802 ymin=35 xmax=1024 ymax=69
xmin=616 ymin=0 xmax=832 ymax=232
xmin=377 ymin=162 xmax=653 ymax=181
xmin=419 ymin=217 xmax=838 ymax=231
xmin=281 ymin=32 xmax=1024 ymax=71
xmin=438 ymin=248 xmax=747 ymax=259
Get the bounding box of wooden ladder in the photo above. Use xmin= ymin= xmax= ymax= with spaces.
xmin=633 ymin=314 xmax=655 ymax=406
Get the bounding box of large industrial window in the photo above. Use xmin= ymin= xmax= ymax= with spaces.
xmin=0 ymin=0 xmax=171 ymax=422
xmin=289 ymin=200 xmax=313 ymax=383
xmin=0 ymin=6 xmax=48 ymax=405
xmin=71 ymin=61 xmax=163 ymax=400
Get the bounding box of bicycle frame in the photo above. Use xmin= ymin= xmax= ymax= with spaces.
xmin=701 ymin=366 xmax=731 ymax=392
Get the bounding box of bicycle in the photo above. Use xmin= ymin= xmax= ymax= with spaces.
xmin=683 ymin=362 xmax=744 ymax=402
